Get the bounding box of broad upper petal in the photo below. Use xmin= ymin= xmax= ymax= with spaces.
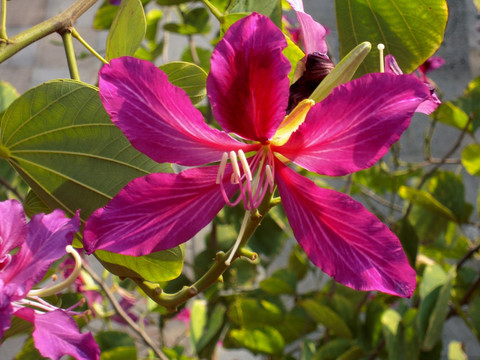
xmin=274 ymin=73 xmax=431 ymax=176
xmin=0 ymin=200 xmax=27 ymax=258
xmin=275 ymin=160 xmax=416 ymax=297
xmin=207 ymin=13 xmax=291 ymax=142
xmin=84 ymin=166 xmax=237 ymax=256
xmin=15 ymin=308 xmax=100 ymax=360
xmin=99 ymin=57 xmax=251 ymax=166
xmin=2 ymin=210 xmax=79 ymax=298
xmin=288 ymin=4 xmax=328 ymax=55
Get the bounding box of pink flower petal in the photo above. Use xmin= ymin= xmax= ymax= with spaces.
xmin=15 ymin=308 xmax=100 ymax=360
xmin=2 ymin=210 xmax=80 ymax=298
xmin=286 ymin=0 xmax=328 ymax=55
xmin=275 ymin=160 xmax=416 ymax=297
xmin=84 ymin=166 xmax=237 ymax=256
xmin=99 ymin=57 xmax=252 ymax=166
xmin=274 ymin=73 xmax=431 ymax=176
xmin=0 ymin=200 xmax=27 ymax=258
xmin=207 ymin=13 xmax=291 ymax=142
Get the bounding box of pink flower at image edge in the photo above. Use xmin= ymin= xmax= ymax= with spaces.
xmin=84 ymin=13 xmax=440 ymax=298
xmin=0 ymin=200 xmax=99 ymax=360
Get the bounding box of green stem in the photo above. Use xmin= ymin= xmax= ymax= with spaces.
xmin=71 ymin=27 xmax=108 ymax=65
xmin=0 ymin=0 xmax=97 ymax=63
xmin=136 ymin=192 xmax=278 ymax=311
xmin=62 ymin=31 xmax=80 ymax=81
xmin=201 ymin=0 xmax=224 ymax=23
xmin=0 ymin=0 xmax=7 ymax=41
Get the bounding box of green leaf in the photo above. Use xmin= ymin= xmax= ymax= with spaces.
xmin=283 ymin=36 xmax=305 ymax=82
xmin=164 ymin=7 xmax=211 ymax=35
xmin=228 ymin=298 xmax=283 ymax=327
xmin=229 ymin=326 xmax=285 ymax=355
xmin=312 ymin=338 xmax=352 ymax=360
xmin=159 ymin=62 xmax=207 ymax=105
xmin=106 ymin=0 xmax=146 ymax=60
xmin=418 ymin=264 xmax=455 ymax=351
xmin=276 ymin=306 xmax=316 ymax=344
xmin=226 ymin=0 xmax=282 ymax=27
xmin=190 ymin=300 xmax=207 ymax=353
xmin=381 ymin=309 xmax=405 ymax=360
xmin=193 ymin=304 xmax=225 ymax=353
xmin=101 ymin=347 xmax=138 ymax=360
xmin=259 ymin=268 xmax=297 ymax=295
xmin=448 ymin=341 xmax=467 ymax=360
xmin=433 ymin=102 xmax=473 ymax=133
xmin=94 ymin=0 xmax=119 ymax=30
xmin=427 ymin=171 xmax=471 ymax=223
xmin=0 ymin=80 xmax=170 ymax=223
xmin=0 ymin=81 xmax=19 ymax=114
xmin=156 ymin=0 xmax=190 ymax=4
xmin=302 ymin=339 xmax=317 ymax=360
xmin=301 ymin=299 xmax=353 ymax=339
xmin=15 ymin=337 xmax=43 ymax=360
xmin=335 ymin=0 xmax=448 ymax=75
xmin=469 ymin=296 xmax=480 ymax=336
xmin=1 ymin=316 xmax=32 ymax=341
xmin=96 ymin=331 xmax=136 ymax=350
xmin=398 ymin=186 xmax=457 ymax=222
xmin=181 ymin=47 xmax=212 ymax=73
xmin=96 ymin=245 xmax=184 ymax=283
xmin=23 ymin=190 xmax=52 ymax=218
xmin=394 ymin=218 xmax=419 ymax=267
xmin=462 ymin=144 xmax=480 ymax=176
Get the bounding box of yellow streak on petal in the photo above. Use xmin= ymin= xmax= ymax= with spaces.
xmin=271 ymin=99 xmax=314 ymax=146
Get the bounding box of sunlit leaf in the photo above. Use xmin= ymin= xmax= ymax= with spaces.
xmin=228 ymin=298 xmax=283 ymax=327
xmin=335 ymin=0 xmax=448 ymax=75
xmin=96 ymin=245 xmax=184 ymax=283
xmin=462 ymin=144 xmax=480 ymax=176
xmin=301 ymin=299 xmax=353 ymax=339
xmin=433 ymin=102 xmax=473 ymax=133
xmin=229 ymin=326 xmax=285 ymax=355
xmin=164 ymin=7 xmax=211 ymax=35
xmin=0 ymin=81 xmax=19 ymax=114
xmin=159 ymin=62 xmax=207 ymax=105
xmin=260 ymin=268 xmax=297 ymax=295
xmin=226 ymin=0 xmax=282 ymax=27
xmin=106 ymin=0 xmax=146 ymax=60
xmin=381 ymin=309 xmax=405 ymax=360
xmin=398 ymin=186 xmax=457 ymax=222
xmin=448 ymin=340 xmax=467 ymax=360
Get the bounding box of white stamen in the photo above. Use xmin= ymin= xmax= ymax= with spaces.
xmin=28 ymin=246 xmax=82 ymax=298
xmin=237 ymin=150 xmax=252 ymax=181
xmin=225 ymin=212 xmax=250 ymax=266
xmin=229 ymin=151 xmax=241 ymax=184
xmin=377 ymin=43 xmax=385 ymax=73
xmin=216 ymin=152 xmax=229 ymax=184
xmin=265 ymin=164 xmax=274 ymax=188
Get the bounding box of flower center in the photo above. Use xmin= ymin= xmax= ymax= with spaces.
xmin=216 ymin=148 xmax=275 ymax=210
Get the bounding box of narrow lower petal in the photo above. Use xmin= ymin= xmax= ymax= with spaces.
xmin=0 ymin=296 xmax=12 ymax=339
xmin=275 ymin=161 xmax=416 ymax=297
xmin=0 ymin=200 xmax=28 ymax=258
xmin=207 ymin=13 xmax=291 ymax=142
xmin=274 ymin=73 xmax=431 ymax=176
xmin=100 ymin=57 xmax=252 ymax=166
xmin=15 ymin=308 xmax=100 ymax=360
xmin=1 ymin=210 xmax=80 ymax=298
xmin=84 ymin=166 xmax=236 ymax=256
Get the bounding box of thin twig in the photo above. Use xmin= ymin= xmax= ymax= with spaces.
xmin=457 ymin=243 xmax=480 ymax=269
xmin=82 ymin=263 xmax=168 ymax=360
xmin=404 ymin=116 xmax=472 ymax=219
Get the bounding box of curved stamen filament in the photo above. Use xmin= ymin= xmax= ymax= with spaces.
xmin=28 ymin=245 xmax=82 ymax=298
xmin=217 ymin=149 xmax=275 ymax=211
xmin=225 ymin=211 xmax=249 ymax=266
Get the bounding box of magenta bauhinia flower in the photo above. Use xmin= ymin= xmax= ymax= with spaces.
xmin=84 ymin=13 xmax=438 ymax=297
xmin=0 ymin=200 xmax=99 ymax=360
